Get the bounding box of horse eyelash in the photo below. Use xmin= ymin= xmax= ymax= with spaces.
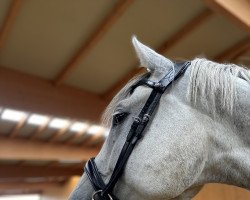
xmin=112 ymin=112 xmax=129 ymax=126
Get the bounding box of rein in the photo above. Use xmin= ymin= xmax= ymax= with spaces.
xmin=85 ymin=61 xmax=191 ymax=200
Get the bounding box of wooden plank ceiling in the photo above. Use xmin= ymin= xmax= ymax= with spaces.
xmin=0 ymin=0 xmax=249 ymax=195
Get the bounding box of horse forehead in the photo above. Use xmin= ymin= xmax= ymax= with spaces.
xmin=118 ymin=86 xmax=153 ymax=109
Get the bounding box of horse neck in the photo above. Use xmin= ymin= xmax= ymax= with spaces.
xmin=196 ymin=78 xmax=250 ymax=189
xmin=199 ymin=120 xmax=250 ymax=189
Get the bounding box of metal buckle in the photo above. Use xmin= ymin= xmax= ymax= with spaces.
xmin=92 ymin=190 xmax=113 ymax=200
xmin=142 ymin=114 xmax=150 ymax=123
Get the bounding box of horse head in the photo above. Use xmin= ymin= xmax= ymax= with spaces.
xmin=70 ymin=38 xmax=250 ymax=200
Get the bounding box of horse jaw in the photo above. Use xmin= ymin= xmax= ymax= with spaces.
xmin=132 ymin=36 xmax=174 ymax=80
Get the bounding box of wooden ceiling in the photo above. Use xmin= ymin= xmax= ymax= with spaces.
xmin=0 ymin=106 xmax=103 ymax=195
xmin=0 ymin=0 xmax=249 ymax=195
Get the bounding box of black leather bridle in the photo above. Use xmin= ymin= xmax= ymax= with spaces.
xmin=85 ymin=61 xmax=191 ymax=200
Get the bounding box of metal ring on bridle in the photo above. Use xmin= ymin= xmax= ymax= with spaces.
xmin=92 ymin=190 xmax=113 ymax=200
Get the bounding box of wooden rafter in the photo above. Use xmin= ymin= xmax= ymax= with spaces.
xmin=47 ymin=124 xmax=70 ymax=143
xmin=45 ymin=160 xmax=60 ymax=167
xmin=0 ymin=0 xmax=22 ymax=49
xmin=9 ymin=115 xmax=28 ymax=138
xmin=0 ymin=66 xmax=106 ymax=122
xmin=29 ymin=118 xmax=50 ymax=140
xmin=0 ymin=181 xmax=62 ymax=195
xmin=214 ymin=37 xmax=250 ymax=62
xmin=102 ymin=9 xmax=213 ymax=100
xmin=48 ymin=120 xmax=79 ymax=143
xmin=65 ymin=133 xmax=87 ymax=145
xmin=44 ymin=160 xmax=84 ymax=169
xmin=16 ymin=160 xmax=26 ymax=166
xmin=0 ymin=137 xmax=100 ymax=161
xmin=65 ymin=125 xmax=90 ymax=144
xmin=231 ymin=48 xmax=249 ymax=62
xmin=88 ymin=135 xmax=105 ymax=147
xmin=81 ymin=133 xmax=104 ymax=147
xmin=54 ymin=0 xmax=134 ymax=85
xmin=71 ymin=161 xmax=86 ymax=169
xmin=204 ymin=0 xmax=250 ymax=32
xmin=0 ymin=165 xmax=82 ymax=178
xmin=157 ymin=9 xmax=213 ymax=54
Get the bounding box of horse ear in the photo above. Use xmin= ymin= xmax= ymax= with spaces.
xmin=132 ymin=36 xmax=174 ymax=73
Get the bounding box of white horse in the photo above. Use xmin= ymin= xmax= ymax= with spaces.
xmin=69 ymin=37 xmax=250 ymax=200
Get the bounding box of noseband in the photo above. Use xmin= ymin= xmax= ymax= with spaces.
xmin=85 ymin=62 xmax=191 ymax=200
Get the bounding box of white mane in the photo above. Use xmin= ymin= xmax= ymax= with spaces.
xmin=187 ymin=58 xmax=250 ymax=116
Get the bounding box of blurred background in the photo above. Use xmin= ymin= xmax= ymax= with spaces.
xmin=0 ymin=0 xmax=249 ymax=199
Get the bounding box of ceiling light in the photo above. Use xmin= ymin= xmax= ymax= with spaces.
xmin=1 ymin=109 xmax=27 ymax=122
xmin=28 ymin=114 xmax=48 ymax=125
xmin=70 ymin=122 xmax=88 ymax=132
xmin=49 ymin=118 xmax=69 ymax=129
xmin=87 ymin=125 xmax=105 ymax=135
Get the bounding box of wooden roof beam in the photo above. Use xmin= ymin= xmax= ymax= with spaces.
xmin=47 ymin=125 xmax=70 ymax=143
xmin=0 ymin=0 xmax=22 ymax=50
xmin=157 ymin=9 xmax=213 ymax=54
xmin=204 ymin=0 xmax=250 ymax=32
xmin=0 ymin=181 xmax=62 ymax=195
xmin=0 ymin=137 xmax=100 ymax=161
xmin=102 ymin=9 xmax=213 ymax=100
xmin=54 ymin=0 xmax=134 ymax=85
xmin=29 ymin=118 xmax=50 ymax=140
xmin=0 ymin=165 xmax=82 ymax=178
xmin=0 ymin=66 xmax=106 ymax=122
xmin=45 ymin=160 xmax=60 ymax=167
xmin=81 ymin=133 xmax=104 ymax=147
xmin=65 ymin=132 xmax=88 ymax=145
xmin=214 ymin=37 xmax=250 ymax=62
xmin=9 ymin=115 xmax=28 ymax=138
xmin=64 ymin=126 xmax=90 ymax=145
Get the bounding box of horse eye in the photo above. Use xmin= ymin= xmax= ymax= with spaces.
xmin=112 ymin=112 xmax=128 ymax=126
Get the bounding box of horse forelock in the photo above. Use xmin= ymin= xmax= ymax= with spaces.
xmin=187 ymin=58 xmax=250 ymax=117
